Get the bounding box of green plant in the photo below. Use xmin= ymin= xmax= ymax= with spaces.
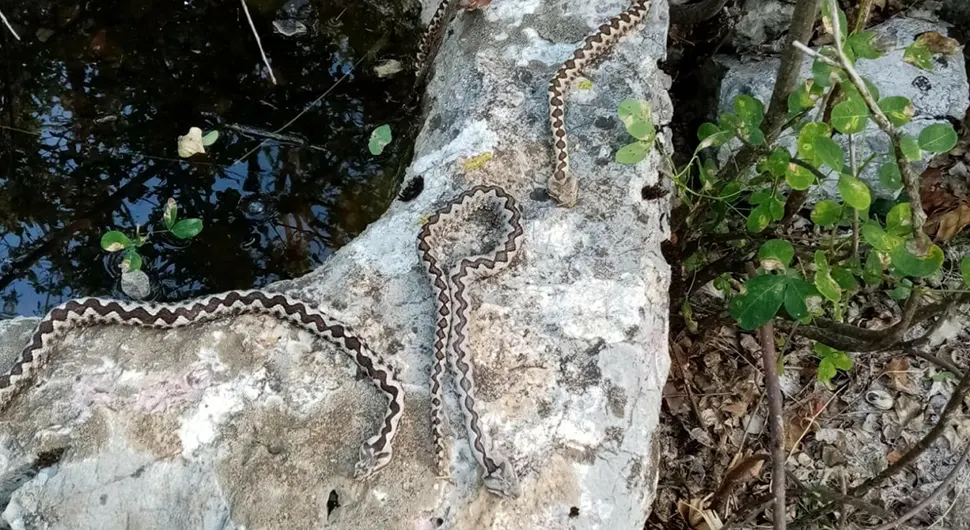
xmin=614 ymin=99 xmax=657 ymax=165
xmin=368 ymin=124 xmax=393 ymax=155
xmin=670 ymin=1 xmax=966 ymax=376
xmin=100 ymin=198 xmax=203 ymax=272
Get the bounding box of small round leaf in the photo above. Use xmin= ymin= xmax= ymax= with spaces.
xmin=101 ymin=231 xmax=132 ymax=252
xmin=171 ymin=218 xmax=203 ymax=239
xmin=838 ymin=174 xmax=871 ymax=210
xmin=918 ymin=123 xmax=958 ymax=154
xmin=615 ymin=141 xmax=652 ymax=165
xmin=758 ymin=239 xmax=795 ymax=270
xmin=368 ymin=124 xmax=393 ymax=155
xmin=811 ymin=200 xmax=843 ymax=226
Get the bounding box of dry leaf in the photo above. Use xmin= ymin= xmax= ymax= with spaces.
xmin=916 ymin=31 xmax=961 ymax=55
xmin=927 ymin=201 xmax=970 ymax=241
xmin=177 ymin=127 xmax=206 ymax=158
xmin=887 ymin=450 xmax=904 ymax=464
xmin=884 ymin=357 xmax=915 ymax=393
xmin=723 ymin=400 xmax=749 ymax=418
xmin=677 ymin=498 xmax=723 ymax=530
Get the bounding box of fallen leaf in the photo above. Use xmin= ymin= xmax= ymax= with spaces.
xmin=723 ymin=400 xmax=749 ymax=418
xmin=916 ymin=31 xmax=961 ymax=55
xmin=887 ymin=450 xmax=904 ymax=464
xmin=926 ymin=201 xmax=970 ymax=241
xmin=463 ymin=152 xmax=493 ymax=171
xmin=177 ymin=127 xmax=206 ymax=158
xmin=464 ymin=0 xmax=492 ymax=10
xmin=884 ymin=357 xmax=916 ymax=393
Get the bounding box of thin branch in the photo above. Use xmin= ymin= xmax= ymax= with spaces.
xmin=787 ymin=471 xmax=896 ymax=520
xmin=746 ymin=263 xmax=786 ymax=530
xmin=815 ymin=0 xmax=930 ymax=250
xmin=0 ymin=8 xmax=20 ymax=40
xmin=791 ymin=367 xmax=970 ymax=528
xmin=868 ymin=442 xmax=970 ymax=530
xmin=878 ymin=289 xmax=924 ymax=347
xmin=240 ymin=0 xmax=277 ymax=85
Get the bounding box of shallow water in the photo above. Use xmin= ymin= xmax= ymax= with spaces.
xmin=0 ymin=0 xmax=423 ymax=316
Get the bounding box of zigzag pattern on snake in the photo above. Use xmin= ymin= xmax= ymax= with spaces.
xmin=548 ymin=0 xmax=653 ymax=207
xmin=0 ymin=290 xmax=404 ymax=480
xmin=417 ymin=185 xmax=524 ymax=498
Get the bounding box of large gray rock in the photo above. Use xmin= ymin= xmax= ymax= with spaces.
xmin=0 ymin=1 xmax=672 ymax=528
xmin=718 ymin=17 xmax=969 ymax=201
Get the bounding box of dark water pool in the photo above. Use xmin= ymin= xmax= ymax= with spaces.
xmin=0 ymin=0 xmax=424 ymax=317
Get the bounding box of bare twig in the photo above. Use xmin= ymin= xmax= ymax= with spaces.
xmin=868 ymin=442 xmax=970 ymax=530
xmin=791 ymin=367 xmax=970 ymax=528
xmin=240 ymin=0 xmax=277 ymax=85
xmin=878 ymin=289 xmax=924 ymax=347
xmin=0 ymin=8 xmax=20 ymax=40
xmin=787 ymin=471 xmax=896 ymax=520
xmin=746 ymin=263 xmax=786 ymax=530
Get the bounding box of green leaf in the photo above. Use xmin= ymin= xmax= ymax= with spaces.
xmin=786 ymin=163 xmax=816 ymax=190
xmin=903 ymin=42 xmax=933 ymax=71
xmin=730 ymin=274 xmax=788 ymax=330
xmin=162 ymin=198 xmax=177 ymax=230
xmin=847 ymin=31 xmax=882 ymax=59
xmin=619 ymin=100 xmax=655 ymax=141
xmin=767 ymin=196 xmax=785 ymax=221
xmin=734 ymin=94 xmax=765 ymax=128
xmin=886 ymin=203 xmax=913 ymax=236
xmin=744 ymin=128 xmax=766 ymax=146
xmin=891 ymin=242 xmax=944 ymax=277
xmin=864 ymin=251 xmax=884 ymax=285
xmin=838 ymin=174 xmax=871 ymax=210
xmin=829 ymin=350 xmax=853 ymax=371
xmin=961 ymin=256 xmax=970 ymax=287
xmin=101 ymin=231 xmax=132 ymax=252
xmin=697 ymin=122 xmax=721 ymax=141
xmin=862 ymin=221 xmax=902 ymax=252
xmin=615 ymin=141 xmax=652 ymax=164
xmin=797 ymin=122 xmax=831 ymax=162
xmin=878 ymin=96 xmax=914 ymax=127
xmin=171 ymin=218 xmax=203 ymax=239
xmin=746 ymin=204 xmax=773 ymax=233
xmin=719 ymin=181 xmax=743 ymax=201
xmin=201 ymin=130 xmax=220 ymax=146
xmin=816 ymin=136 xmax=845 ymax=172
xmin=815 ymin=268 xmax=842 ymax=302
xmin=699 ymin=158 xmax=718 ymax=188
xmin=368 ymin=124 xmax=393 ymax=155
xmin=765 ymin=148 xmax=790 ymax=178
xmin=831 ymin=99 xmax=869 ymax=134
xmin=812 ymin=50 xmax=844 ymax=87
xmin=696 ymin=130 xmax=734 ymax=151
xmin=123 ymin=249 xmax=143 ymax=272
xmin=887 ymin=284 xmax=912 ymax=300
xmin=758 ymin=239 xmax=795 ymax=269
xmin=788 ymin=80 xmax=821 ymax=115
xmin=900 ymin=134 xmax=922 ymax=162
xmin=749 ymin=189 xmax=772 ymax=205
xmin=784 ymin=277 xmax=819 ymax=320
xmin=811 ymin=200 xmax=843 ymax=226
xmin=918 ymin=123 xmax=958 ymax=154
xmin=831 ymin=267 xmax=859 ymax=290
xmin=817 ymin=357 xmax=837 ymax=383
xmin=878 ymin=162 xmax=902 ymax=190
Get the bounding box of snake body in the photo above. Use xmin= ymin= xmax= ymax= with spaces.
xmin=0 ymin=290 xmax=404 ymax=480
xmin=417 ymin=185 xmax=524 ymax=498
xmin=548 ymin=0 xmax=653 ymax=207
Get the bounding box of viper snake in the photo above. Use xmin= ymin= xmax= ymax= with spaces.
xmin=418 ymin=185 xmax=524 ymax=498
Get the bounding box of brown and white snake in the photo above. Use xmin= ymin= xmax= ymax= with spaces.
xmin=0 ymin=291 xmax=404 ymax=479
xmin=417 ymin=185 xmax=524 ymax=498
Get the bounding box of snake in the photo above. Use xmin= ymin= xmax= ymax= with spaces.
xmin=547 ymin=0 xmax=654 ymax=207
xmin=0 ymin=290 xmax=404 ymax=480
xmin=417 ymin=185 xmax=524 ymax=498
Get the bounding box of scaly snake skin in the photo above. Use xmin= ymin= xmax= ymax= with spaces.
xmin=417 ymin=185 xmax=524 ymax=498
xmin=548 ymin=0 xmax=653 ymax=207
xmin=0 ymin=290 xmax=404 ymax=480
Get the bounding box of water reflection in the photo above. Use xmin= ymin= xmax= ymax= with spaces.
xmin=0 ymin=0 xmax=423 ymax=316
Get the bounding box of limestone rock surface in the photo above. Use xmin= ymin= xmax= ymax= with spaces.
xmin=0 ymin=1 xmax=672 ymax=529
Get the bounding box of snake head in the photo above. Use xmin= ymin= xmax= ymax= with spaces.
xmin=354 ymin=444 xmax=393 ymax=480
xmin=482 ymin=460 xmax=521 ymax=499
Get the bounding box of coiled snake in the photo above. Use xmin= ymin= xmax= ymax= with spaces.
xmin=417 ymin=185 xmax=524 ymax=498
